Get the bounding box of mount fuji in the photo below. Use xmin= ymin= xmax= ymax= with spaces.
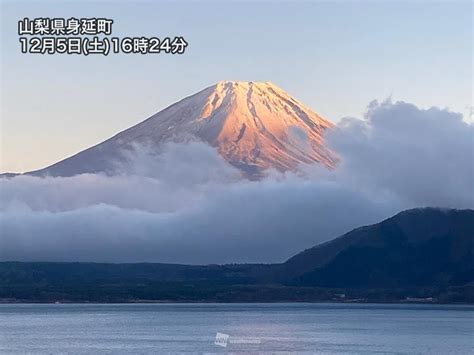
xmin=26 ymin=81 xmax=338 ymax=178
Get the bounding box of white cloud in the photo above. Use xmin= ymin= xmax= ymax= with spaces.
xmin=1 ymin=100 xmax=472 ymax=264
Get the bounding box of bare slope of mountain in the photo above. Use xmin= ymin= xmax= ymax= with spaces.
xmin=27 ymin=81 xmax=337 ymax=178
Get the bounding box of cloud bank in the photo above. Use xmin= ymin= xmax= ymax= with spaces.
xmin=1 ymin=100 xmax=472 ymax=264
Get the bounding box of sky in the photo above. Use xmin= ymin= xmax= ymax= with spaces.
xmin=0 ymin=0 xmax=473 ymax=264
xmin=1 ymin=0 xmax=473 ymax=173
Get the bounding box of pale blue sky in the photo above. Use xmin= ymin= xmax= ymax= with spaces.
xmin=1 ymin=0 xmax=472 ymax=172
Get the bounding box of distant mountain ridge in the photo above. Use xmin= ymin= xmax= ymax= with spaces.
xmin=1 ymin=208 xmax=473 ymax=303
xmin=12 ymin=81 xmax=337 ymax=179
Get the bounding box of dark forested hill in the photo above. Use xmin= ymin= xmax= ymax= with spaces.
xmin=284 ymin=208 xmax=473 ymax=288
xmin=1 ymin=208 xmax=472 ymax=303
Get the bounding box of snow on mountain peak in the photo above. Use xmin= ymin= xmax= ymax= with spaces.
xmin=29 ymin=81 xmax=338 ymax=178
xmin=192 ymin=80 xmax=337 ymax=174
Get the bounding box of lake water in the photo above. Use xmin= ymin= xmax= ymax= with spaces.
xmin=0 ymin=303 xmax=473 ymax=354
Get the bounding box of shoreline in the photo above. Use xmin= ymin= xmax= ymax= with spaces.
xmin=2 ymin=300 xmax=473 ymax=305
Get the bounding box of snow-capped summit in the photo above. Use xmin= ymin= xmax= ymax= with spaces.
xmin=28 ymin=81 xmax=338 ymax=178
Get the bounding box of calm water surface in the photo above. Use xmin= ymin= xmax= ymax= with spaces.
xmin=0 ymin=303 xmax=473 ymax=354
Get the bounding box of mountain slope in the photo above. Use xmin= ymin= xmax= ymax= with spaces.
xmin=27 ymin=81 xmax=337 ymax=178
xmin=284 ymin=208 xmax=474 ymax=287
